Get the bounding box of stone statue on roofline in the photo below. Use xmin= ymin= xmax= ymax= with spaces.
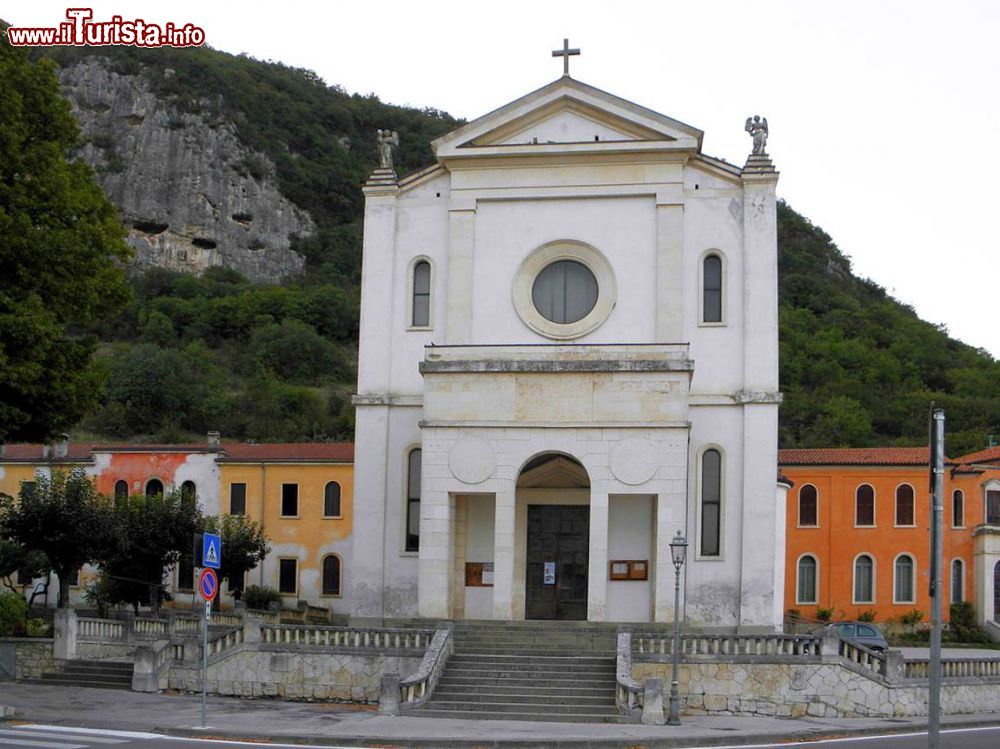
xmin=376 ymin=129 xmax=399 ymax=171
xmin=745 ymin=115 xmax=768 ymax=155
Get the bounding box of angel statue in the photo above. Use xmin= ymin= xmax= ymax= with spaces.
xmin=376 ymin=129 xmax=400 ymax=170
xmin=745 ymin=115 xmax=768 ymax=155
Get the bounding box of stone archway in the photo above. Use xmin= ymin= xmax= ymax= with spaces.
xmin=517 ymin=453 xmax=591 ymax=621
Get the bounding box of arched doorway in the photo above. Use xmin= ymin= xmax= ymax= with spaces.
xmin=518 ymin=453 xmax=590 ymax=620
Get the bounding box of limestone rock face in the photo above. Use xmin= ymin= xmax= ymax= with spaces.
xmin=58 ymin=59 xmax=312 ymax=283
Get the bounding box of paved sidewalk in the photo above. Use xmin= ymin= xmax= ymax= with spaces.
xmin=1 ymin=683 xmax=999 ymax=748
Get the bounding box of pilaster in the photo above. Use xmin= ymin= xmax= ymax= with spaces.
xmin=587 ymin=491 xmax=609 ymax=621
xmin=492 ymin=488 xmax=516 ymax=619
xmin=444 ymin=197 xmax=476 ymax=343
xmin=653 ymin=493 xmax=685 ymax=622
xmin=418 ymin=489 xmax=455 ymax=618
xmin=655 ymin=190 xmax=684 ymax=342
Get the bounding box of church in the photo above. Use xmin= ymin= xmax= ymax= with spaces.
xmin=351 ymin=52 xmax=786 ymax=631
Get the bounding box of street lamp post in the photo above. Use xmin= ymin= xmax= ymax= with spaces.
xmin=667 ymin=530 xmax=688 ymax=726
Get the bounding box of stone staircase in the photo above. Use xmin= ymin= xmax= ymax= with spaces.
xmin=414 ymin=621 xmax=623 ymax=723
xmin=31 ymin=659 xmax=134 ymax=690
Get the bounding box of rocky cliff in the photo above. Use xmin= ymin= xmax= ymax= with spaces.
xmin=58 ymin=59 xmax=311 ymax=283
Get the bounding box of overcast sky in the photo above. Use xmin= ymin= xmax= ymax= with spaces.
xmin=10 ymin=1 xmax=999 ymax=357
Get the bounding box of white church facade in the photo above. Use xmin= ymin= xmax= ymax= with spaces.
xmin=351 ymin=72 xmax=787 ymax=631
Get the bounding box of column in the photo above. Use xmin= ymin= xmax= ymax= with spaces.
xmin=587 ymin=492 xmax=609 ymax=621
xmin=417 ymin=489 xmax=454 ymax=618
xmin=492 ymin=488 xmax=516 ymax=620
xmin=654 ymin=189 xmax=684 ymax=342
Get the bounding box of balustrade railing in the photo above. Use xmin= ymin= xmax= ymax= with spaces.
xmin=206 ymin=627 xmax=244 ymax=660
xmin=77 ymin=617 xmax=126 ymax=642
xmin=633 ymin=632 xmax=821 ymax=658
xmin=261 ymin=624 xmax=433 ymax=650
xmin=838 ymin=639 xmax=885 ymax=677
xmin=905 ymin=657 xmax=1000 ymax=680
xmin=615 ymin=630 xmax=644 ymax=718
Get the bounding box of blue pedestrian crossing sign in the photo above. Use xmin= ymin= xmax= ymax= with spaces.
xmin=202 ymin=532 xmax=222 ymax=569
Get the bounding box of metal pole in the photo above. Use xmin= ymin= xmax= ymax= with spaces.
xmin=668 ymin=563 xmax=682 ymax=726
xmin=201 ymin=595 xmax=209 ymax=728
xmin=928 ymin=408 xmax=945 ymax=749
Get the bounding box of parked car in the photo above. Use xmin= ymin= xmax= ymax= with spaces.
xmin=824 ymin=621 xmax=889 ymax=652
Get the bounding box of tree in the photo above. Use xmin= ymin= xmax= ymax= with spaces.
xmin=0 ymin=537 xmax=49 ymax=607
xmin=98 ymin=489 xmax=202 ymax=613
xmin=201 ymin=515 xmax=270 ymax=601
xmin=0 ymin=470 xmax=112 ymax=607
xmin=0 ymin=33 xmax=132 ymax=442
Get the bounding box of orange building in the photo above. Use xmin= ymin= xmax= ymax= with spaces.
xmin=781 ymin=447 xmax=1000 ymax=628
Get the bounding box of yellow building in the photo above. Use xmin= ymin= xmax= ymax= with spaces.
xmin=215 ymin=443 xmax=354 ymax=618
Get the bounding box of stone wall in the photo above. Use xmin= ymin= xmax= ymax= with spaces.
xmin=0 ymin=639 xmax=54 ymax=680
xmin=77 ymin=642 xmax=135 ymax=660
xmin=633 ymin=661 xmax=1000 ymax=718
xmin=170 ymin=646 xmax=422 ymax=702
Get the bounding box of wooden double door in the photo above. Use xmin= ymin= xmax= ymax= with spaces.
xmin=525 ymin=505 xmax=589 ymax=620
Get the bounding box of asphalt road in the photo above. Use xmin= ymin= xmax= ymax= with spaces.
xmin=687 ymin=725 xmax=1000 ymax=748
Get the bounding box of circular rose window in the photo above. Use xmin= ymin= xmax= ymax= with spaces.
xmin=531 ymin=260 xmax=599 ymax=324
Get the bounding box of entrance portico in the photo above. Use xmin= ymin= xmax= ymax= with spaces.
xmin=416 ymin=344 xmax=692 ymax=623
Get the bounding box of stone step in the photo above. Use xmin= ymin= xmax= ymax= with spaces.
xmin=61 ymin=661 xmax=134 ymax=674
xmin=412 ymin=708 xmax=625 ymax=723
xmin=444 ymin=661 xmax=614 ymax=674
xmin=449 ymin=653 xmax=614 ymax=665
xmin=30 ymin=675 xmax=131 ymax=690
xmin=420 ymin=700 xmax=621 ymax=717
xmin=434 ymin=683 xmax=615 ymax=698
xmin=431 ymin=690 xmax=615 ymax=706
xmin=437 ymin=675 xmax=613 ymax=689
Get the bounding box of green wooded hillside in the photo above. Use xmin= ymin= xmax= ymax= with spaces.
xmin=31 ymin=43 xmax=1000 ymax=454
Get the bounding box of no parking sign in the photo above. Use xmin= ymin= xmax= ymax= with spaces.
xmin=198 ymin=568 xmax=218 ymax=601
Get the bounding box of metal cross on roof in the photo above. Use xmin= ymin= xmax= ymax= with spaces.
xmin=552 ymin=38 xmax=580 ymax=77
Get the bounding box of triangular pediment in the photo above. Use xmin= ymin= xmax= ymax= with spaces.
xmin=433 ymin=77 xmax=703 ymax=160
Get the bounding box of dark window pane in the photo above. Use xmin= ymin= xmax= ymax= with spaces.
xmin=178 ymin=556 xmax=194 ymax=591
xmin=854 ymin=555 xmax=873 ymax=603
xmin=324 ymin=482 xmax=341 ymax=517
xmin=952 ymin=490 xmax=964 ymax=527
xmin=412 ymin=261 xmax=431 ymax=326
xmin=278 ymin=559 xmax=297 ymax=594
xmin=895 ymin=556 xmax=914 ymax=602
xmin=951 ymin=559 xmax=963 ymax=604
xmin=703 ymin=255 xmax=722 ymax=322
xmin=987 ymin=490 xmax=1000 ymax=525
xmin=701 ymin=449 xmax=721 ymax=556
xmin=281 ymin=484 xmax=298 ymax=517
xmin=16 ymin=569 xmax=32 ymax=586
xmin=227 ymin=572 xmax=245 ymax=594
xmin=531 ymin=260 xmax=598 ymax=324
xmin=856 ymin=485 xmax=875 ymax=526
xmin=230 ymin=483 xmax=247 ymax=515
xmin=322 ymin=556 xmax=341 ymax=595
xmin=895 ymin=485 xmax=914 ymax=525
xmin=797 ymin=556 xmax=816 ymax=603
xmin=799 ymin=485 xmax=818 ymax=526
xmin=20 ymin=482 xmax=35 ymax=500
xmin=406 ymin=449 xmax=422 ymax=552
xmin=181 ymin=480 xmax=196 ymax=506
xmin=145 ymin=479 xmax=164 ymax=497
xmin=114 ymin=480 xmax=129 ymax=503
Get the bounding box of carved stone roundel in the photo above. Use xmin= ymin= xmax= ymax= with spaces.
xmin=609 ymin=438 xmax=659 ymax=486
xmin=449 ymin=438 xmax=497 ymax=485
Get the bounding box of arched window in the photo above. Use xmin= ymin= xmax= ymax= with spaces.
xmin=532 ymin=260 xmax=598 ymax=324
xmin=797 ymin=555 xmax=817 ymax=604
xmin=412 ymin=260 xmax=431 ymax=327
xmin=324 ymin=482 xmax=342 ymax=517
xmin=798 ymin=485 xmax=818 ymax=527
xmin=405 ymin=449 xmax=422 ymax=552
xmin=114 ymin=480 xmax=129 ymax=503
xmin=987 ymin=489 xmax=1000 ymax=525
xmin=895 ymin=484 xmax=915 ymax=526
xmin=145 ymin=479 xmax=164 ymax=497
xmin=322 ymin=555 xmax=342 ymax=596
xmin=181 ymin=480 xmax=196 ymax=505
xmin=952 ymin=490 xmax=964 ymax=527
xmin=700 ymin=448 xmax=722 ymax=557
xmin=855 ymin=484 xmax=875 ymax=526
xmin=894 ymin=554 xmax=915 ymax=603
xmin=951 ymin=559 xmax=964 ymax=604
xmin=853 ymin=554 xmax=874 ymax=604
xmin=703 ymin=254 xmax=723 ymax=323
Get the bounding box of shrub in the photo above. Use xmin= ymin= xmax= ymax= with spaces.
xmin=948 ymin=601 xmax=991 ymax=643
xmin=816 ymin=606 xmax=834 ymax=622
xmin=25 ymin=618 xmax=50 ymax=637
xmin=900 ymin=609 xmax=924 ymax=630
xmin=243 ymin=585 xmax=282 ymax=611
xmin=857 ymin=609 xmax=877 ymax=622
xmin=0 ymin=592 xmax=28 ymax=636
